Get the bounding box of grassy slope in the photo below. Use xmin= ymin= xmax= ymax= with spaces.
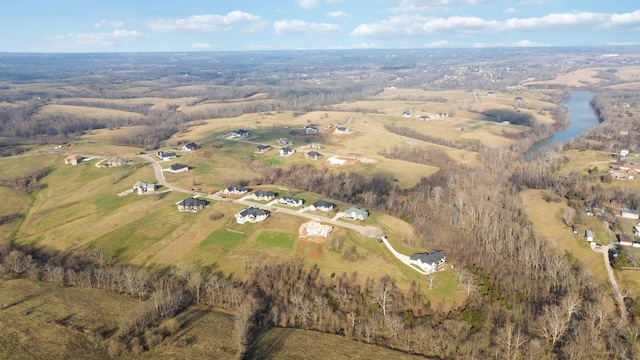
xmin=0 ymin=279 xmax=431 ymax=360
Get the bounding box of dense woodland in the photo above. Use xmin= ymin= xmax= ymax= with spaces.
xmin=2 ymin=49 xmax=640 ymax=359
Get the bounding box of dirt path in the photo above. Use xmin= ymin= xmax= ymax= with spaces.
xmin=602 ymin=221 xmax=629 ymax=325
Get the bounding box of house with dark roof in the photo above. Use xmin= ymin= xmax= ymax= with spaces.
xmin=409 ymin=250 xmax=446 ymax=272
xmin=279 ymin=147 xmax=296 ymax=157
xmin=169 ymin=163 xmax=189 ymax=173
xmin=251 ymin=190 xmax=276 ymax=201
xmin=177 ymin=197 xmax=207 ymax=212
xmin=278 ymin=196 xmax=304 ymax=207
xmin=181 ymin=142 xmax=198 ymax=152
xmin=254 ymin=144 xmax=273 ymax=153
xmin=231 ymin=129 xmax=250 ymax=138
xmin=304 ymin=125 xmax=319 ymax=134
xmin=420 ymin=115 xmax=430 ymax=121
xmin=305 ymin=151 xmax=322 ymax=160
xmin=235 ymin=207 xmax=270 ymax=224
xmin=342 ymin=207 xmax=368 ymax=221
xmin=402 ymin=111 xmax=414 ymax=118
xmin=223 ymin=185 xmax=249 ymax=195
xmin=157 ymin=151 xmax=177 ymax=161
xmin=309 ymin=200 xmax=336 ymax=212
xmin=132 ymin=181 xmax=156 ymax=194
xmin=334 ymin=126 xmax=351 ymax=134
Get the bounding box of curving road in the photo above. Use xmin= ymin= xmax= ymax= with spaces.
xmin=138 ymin=153 xmax=430 ymax=275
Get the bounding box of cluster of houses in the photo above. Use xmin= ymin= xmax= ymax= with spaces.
xmin=401 ymin=111 xmax=447 ymax=120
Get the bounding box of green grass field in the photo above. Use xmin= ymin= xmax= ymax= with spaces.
xmin=255 ymin=231 xmax=296 ymax=249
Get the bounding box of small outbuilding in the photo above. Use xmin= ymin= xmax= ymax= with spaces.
xmin=65 ymin=155 xmax=83 ymax=165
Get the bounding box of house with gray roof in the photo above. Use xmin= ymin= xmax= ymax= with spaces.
xmin=342 ymin=207 xmax=368 ymax=221
xmin=309 ymin=200 xmax=336 ymax=212
xmin=169 ymin=163 xmax=189 ymax=173
xmin=305 ymin=151 xmax=322 ymax=160
xmin=409 ymin=250 xmax=446 ymax=272
xmin=177 ymin=198 xmax=207 ymax=212
xmin=223 ymin=185 xmax=249 ymax=195
xmin=251 ymin=190 xmax=276 ymax=201
xmin=132 ymin=181 xmax=156 ymax=194
xmin=235 ymin=207 xmax=270 ymax=224
xmin=278 ymin=196 xmax=303 ymax=207
xmin=280 ymin=147 xmax=296 ymax=157
xmin=181 ymin=142 xmax=198 ymax=152
xmin=254 ymin=144 xmax=273 ymax=153
xmin=157 ymin=151 xmax=177 ymax=161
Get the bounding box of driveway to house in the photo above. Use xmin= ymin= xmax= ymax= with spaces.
xmin=602 ymin=221 xmax=629 ymax=325
xmin=379 ymin=236 xmax=428 ymax=275
xmin=140 ymin=154 xmax=191 ymax=195
xmin=138 ymin=153 xmax=428 ymax=275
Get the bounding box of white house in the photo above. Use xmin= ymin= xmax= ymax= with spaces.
xmin=402 ymin=111 xmax=414 ymax=118
xmin=620 ymin=149 xmax=630 ymax=157
xmin=169 ymin=163 xmax=189 ymax=174
xmin=279 ymin=147 xmax=296 ymax=157
xmin=334 ymin=126 xmax=351 ymax=134
xmin=231 ymin=129 xmax=250 ymax=138
xmin=620 ymin=208 xmax=640 ymax=220
xmin=251 ymin=190 xmax=276 ymax=201
xmin=619 ymin=234 xmax=634 ymax=246
xmin=342 ymin=207 xmax=368 ymax=221
xmin=437 ymin=112 xmax=448 ymax=118
xmin=309 ymin=200 xmax=336 ymax=212
xmin=223 ymin=185 xmax=249 ymax=195
xmin=132 ymin=181 xmax=156 ymax=194
xmin=177 ymin=198 xmax=207 ymax=212
xmin=181 ymin=142 xmax=198 ymax=152
xmin=585 ymin=230 xmax=595 ymax=242
xmin=156 ymin=151 xmax=177 ymax=161
xmin=235 ymin=207 xmax=269 ymax=224
xmin=304 ymin=125 xmax=319 ymax=134
xmin=278 ymin=196 xmax=303 ymax=207
xmin=409 ymin=250 xmax=446 ymax=272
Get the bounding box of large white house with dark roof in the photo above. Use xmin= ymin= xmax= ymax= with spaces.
xmin=409 ymin=250 xmax=446 ymax=272
xmin=278 ymin=196 xmax=303 ymax=207
xmin=309 ymin=200 xmax=336 ymax=212
xmin=177 ymin=198 xmax=207 ymax=212
xmin=235 ymin=207 xmax=270 ymax=224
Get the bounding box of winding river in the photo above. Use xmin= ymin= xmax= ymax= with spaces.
xmin=524 ymin=91 xmax=601 ymax=160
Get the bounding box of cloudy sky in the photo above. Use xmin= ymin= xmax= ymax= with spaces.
xmin=2 ymin=0 xmax=639 ymax=52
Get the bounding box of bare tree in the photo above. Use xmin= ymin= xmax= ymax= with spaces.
xmin=373 ymin=277 xmax=394 ymax=318
xmin=427 ymin=273 xmax=438 ymax=290
xmin=537 ymin=305 xmax=569 ymax=352
xmin=498 ymin=321 xmax=528 ymax=360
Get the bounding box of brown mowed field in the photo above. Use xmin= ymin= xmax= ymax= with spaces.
xmin=38 ymin=104 xmax=145 ymax=120
xmin=523 ymin=68 xmax=608 ymax=87
xmin=519 ymin=189 xmax=611 ymax=286
xmin=61 ymin=96 xmax=201 ymax=111
xmin=0 ymin=279 xmax=139 ymax=359
xmin=246 ymin=327 xmax=425 ymax=360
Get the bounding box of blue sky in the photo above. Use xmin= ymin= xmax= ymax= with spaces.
xmin=2 ymin=0 xmax=639 ymax=52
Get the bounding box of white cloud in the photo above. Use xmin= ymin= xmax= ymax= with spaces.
xmin=503 ymin=7 xmax=517 ymax=14
xmin=327 ymin=0 xmax=342 ymax=3
xmin=94 ymin=19 xmax=125 ymax=28
xmin=146 ymin=11 xmax=260 ymax=32
xmin=274 ymin=20 xmax=340 ymax=35
xmin=327 ymin=11 xmax=350 ymax=18
xmin=352 ymin=10 xmax=640 ymax=38
xmin=240 ymin=20 xmax=270 ymax=34
xmin=351 ymin=14 xmax=500 ymax=37
xmin=190 ymin=43 xmax=212 ymax=49
xmin=53 ymin=30 xmax=143 ymax=47
xmin=296 ymin=0 xmax=318 ymax=10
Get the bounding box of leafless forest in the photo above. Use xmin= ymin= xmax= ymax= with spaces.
xmin=1 ymin=47 xmax=640 ymax=358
